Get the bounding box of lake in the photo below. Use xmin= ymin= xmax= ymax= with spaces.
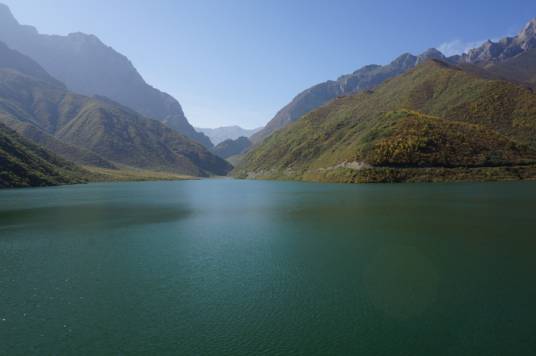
xmin=1 ymin=179 xmax=536 ymax=355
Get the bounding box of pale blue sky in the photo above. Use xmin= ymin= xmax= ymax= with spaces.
xmin=3 ymin=0 xmax=536 ymax=128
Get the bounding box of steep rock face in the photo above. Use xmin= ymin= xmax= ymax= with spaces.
xmin=454 ymin=18 xmax=536 ymax=89
xmin=251 ymin=49 xmax=447 ymax=143
xmin=0 ymin=3 xmax=212 ymax=147
xmin=460 ymin=18 xmax=536 ymax=64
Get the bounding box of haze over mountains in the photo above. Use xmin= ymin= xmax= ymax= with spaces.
xmin=195 ymin=125 xmax=262 ymax=145
xmin=0 ymin=3 xmax=212 ymax=148
xmin=0 ymin=31 xmax=231 ymax=184
xmin=211 ymin=136 xmax=252 ymax=160
xmin=1 ymin=1 xmax=536 ymax=187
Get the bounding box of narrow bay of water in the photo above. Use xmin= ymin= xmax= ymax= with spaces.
xmin=1 ymin=179 xmax=535 ymax=355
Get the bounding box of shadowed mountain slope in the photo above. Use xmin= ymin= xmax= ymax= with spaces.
xmin=0 ymin=122 xmax=87 ymax=188
xmin=482 ymin=49 xmax=536 ymax=88
xmin=0 ymin=3 xmax=212 ymax=147
xmin=0 ymin=69 xmax=231 ymax=176
xmin=0 ymin=44 xmax=231 ymax=177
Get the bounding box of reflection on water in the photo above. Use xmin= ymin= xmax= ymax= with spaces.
xmin=0 ymin=204 xmax=192 ymax=231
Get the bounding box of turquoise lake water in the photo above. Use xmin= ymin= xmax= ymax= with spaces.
xmin=1 ymin=179 xmax=536 ymax=355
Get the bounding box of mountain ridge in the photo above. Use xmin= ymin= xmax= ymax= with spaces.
xmin=235 ymin=60 xmax=536 ymax=183
xmin=251 ymin=48 xmax=447 ymax=143
xmin=458 ymin=17 xmax=536 ymax=64
xmin=211 ymin=137 xmax=252 ymax=159
xmin=251 ymin=17 xmax=536 ymax=146
xmin=0 ymin=43 xmax=232 ymax=177
xmin=0 ymin=122 xmax=88 ymax=188
xmin=196 ymin=125 xmax=262 ymax=145
xmin=0 ymin=3 xmax=213 ymax=147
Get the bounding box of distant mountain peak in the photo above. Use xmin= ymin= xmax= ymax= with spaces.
xmin=0 ymin=3 xmax=37 ymax=35
xmin=522 ymin=17 xmax=536 ymax=33
xmin=67 ymin=32 xmax=102 ymax=43
xmin=417 ymin=48 xmax=446 ymax=64
xmin=211 ymin=136 xmax=252 ymax=159
xmin=0 ymin=3 xmax=16 ymax=24
xmin=420 ymin=48 xmax=444 ymax=57
xmin=391 ymin=53 xmax=417 ymax=66
xmin=460 ymin=17 xmax=536 ymax=64
xmin=0 ymin=2 xmax=212 ymax=147
xmin=196 ymin=126 xmax=262 ymax=145
xmin=518 ymin=17 xmax=536 ymax=49
xmin=0 ymin=40 xmax=65 ymax=88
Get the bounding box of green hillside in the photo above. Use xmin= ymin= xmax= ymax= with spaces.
xmin=235 ymin=60 xmax=536 ymax=183
xmin=0 ymin=69 xmax=232 ymax=177
xmin=0 ymin=122 xmax=87 ymax=188
xmin=8 ymin=121 xmax=116 ymax=169
xmin=361 ymin=110 xmax=532 ymax=166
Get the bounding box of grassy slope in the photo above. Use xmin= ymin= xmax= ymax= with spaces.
xmin=83 ymin=166 xmax=194 ymax=182
xmin=0 ymin=123 xmax=88 ymax=188
xmin=251 ymin=53 xmax=420 ymax=143
xmin=2 ymin=119 xmax=117 ymax=169
xmin=0 ymin=69 xmax=232 ymax=177
xmin=235 ymin=60 xmax=536 ymax=183
xmin=362 ymin=110 xmax=533 ymax=167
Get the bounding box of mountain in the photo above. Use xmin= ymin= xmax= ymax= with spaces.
xmin=234 ymin=60 xmax=536 ymax=183
xmin=458 ymin=18 xmax=536 ymax=65
xmin=0 ymin=3 xmax=212 ymax=147
xmin=0 ymin=41 xmax=64 ymax=87
xmin=250 ymin=48 xmax=446 ymax=143
xmin=196 ymin=125 xmax=262 ymax=145
xmin=483 ymin=49 xmax=536 ymax=87
xmin=448 ymin=17 xmax=536 ymax=88
xmin=0 ymin=45 xmax=231 ymax=177
xmin=211 ymin=137 xmax=252 ymax=159
xmin=0 ymin=122 xmax=87 ymax=188
xmin=11 ymin=123 xmax=117 ymax=169
xmin=251 ymin=17 xmax=536 ymax=146
xmin=0 ymin=41 xmax=117 ymax=169
xmin=0 ymin=69 xmax=232 ymax=176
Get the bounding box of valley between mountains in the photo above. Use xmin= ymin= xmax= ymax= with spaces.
xmin=1 ymin=2 xmax=536 ymax=187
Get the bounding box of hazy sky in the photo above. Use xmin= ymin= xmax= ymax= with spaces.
xmin=3 ymin=0 xmax=536 ymax=128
